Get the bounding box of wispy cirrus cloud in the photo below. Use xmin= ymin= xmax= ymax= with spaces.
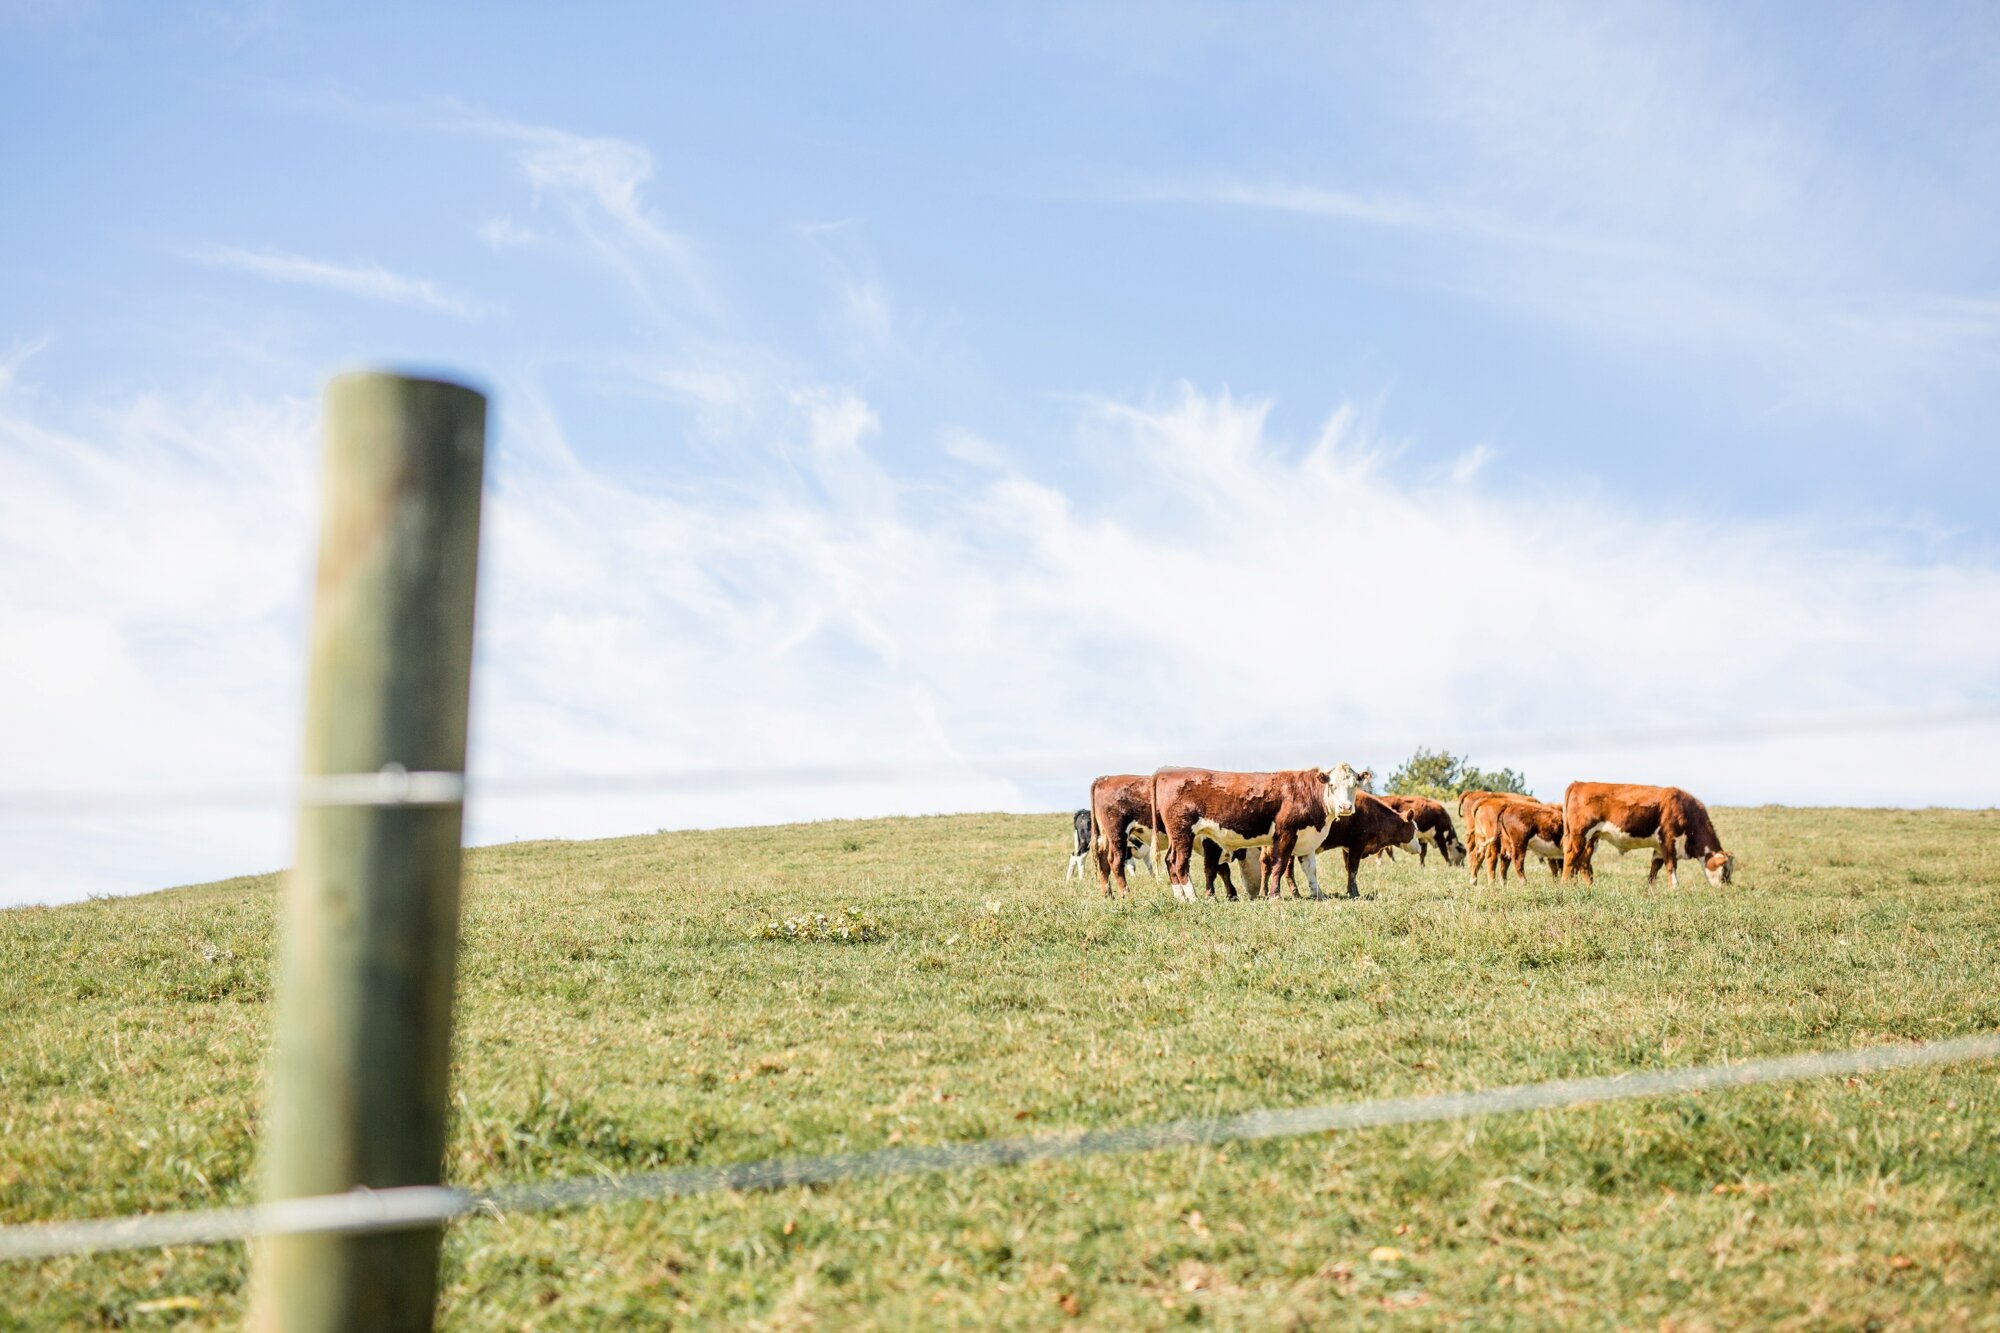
xmin=179 ymin=243 xmax=493 ymax=319
xmin=1130 ymin=3 xmax=2000 ymax=422
xmin=445 ymin=109 xmax=716 ymax=319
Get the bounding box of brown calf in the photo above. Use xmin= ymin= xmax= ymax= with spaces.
xmin=1461 ymin=791 xmax=1535 ymax=885
xmin=1495 ymin=798 xmax=1565 ymax=881
xmin=1294 ymin=793 xmax=1420 ymax=898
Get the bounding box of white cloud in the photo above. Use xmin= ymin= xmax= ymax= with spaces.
xmin=476 ymin=216 xmax=539 ymax=251
xmin=452 ymin=112 xmax=714 ymax=318
xmin=5 ymin=368 xmax=1997 ymax=907
xmin=180 ymin=243 xmax=493 ymax=319
xmin=0 ymin=383 xmax=316 ymax=904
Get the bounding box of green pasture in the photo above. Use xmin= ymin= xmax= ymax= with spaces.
xmin=3 ymin=806 xmax=1997 ymax=1328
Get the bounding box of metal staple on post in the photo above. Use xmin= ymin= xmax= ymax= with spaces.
xmin=247 ymin=372 xmax=486 ymax=1333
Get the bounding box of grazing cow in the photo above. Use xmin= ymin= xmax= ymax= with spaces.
xmin=1374 ymin=793 xmax=1466 ymax=866
xmin=1088 ymin=774 xmax=1160 ymax=898
xmin=1495 ymin=799 xmax=1565 ymax=882
xmin=1292 ymin=793 xmax=1420 ymax=898
xmin=1152 ymin=764 xmax=1368 ymax=902
xmin=1463 ymin=796 xmax=1507 ymax=884
xmin=1561 ymin=782 xmax=1734 ymax=887
xmin=1459 ymin=791 xmax=1532 ymax=885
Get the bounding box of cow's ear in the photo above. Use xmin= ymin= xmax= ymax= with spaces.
xmin=1358 ymin=769 xmax=1374 ymax=785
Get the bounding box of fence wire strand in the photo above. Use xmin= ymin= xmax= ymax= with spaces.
xmin=4 ymin=1031 xmax=1995 ymax=1263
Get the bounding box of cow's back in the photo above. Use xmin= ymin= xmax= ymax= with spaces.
xmin=1567 ymin=782 xmax=1668 ymax=838
xmin=1321 ymin=793 xmax=1415 ymax=856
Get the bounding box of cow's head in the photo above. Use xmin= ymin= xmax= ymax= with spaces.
xmin=1703 ymin=850 xmax=1734 ymax=886
xmin=1438 ymin=823 xmax=1468 ymax=866
xmin=1320 ymin=764 xmax=1365 ymax=820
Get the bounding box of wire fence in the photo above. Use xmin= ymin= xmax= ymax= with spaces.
xmin=3 ymin=701 xmax=1996 ymax=1271
xmin=4 ymin=1031 xmax=1995 ymax=1263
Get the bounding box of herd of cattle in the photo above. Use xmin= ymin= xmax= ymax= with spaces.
xmin=1065 ymin=764 xmax=1734 ymax=902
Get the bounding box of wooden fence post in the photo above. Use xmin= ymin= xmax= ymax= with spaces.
xmin=249 ymin=372 xmax=487 ymax=1333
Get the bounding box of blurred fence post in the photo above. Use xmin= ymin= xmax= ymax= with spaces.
xmin=249 ymin=372 xmax=486 ymax=1333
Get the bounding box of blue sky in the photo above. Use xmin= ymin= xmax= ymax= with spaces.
xmin=3 ymin=2 xmax=1998 ymax=903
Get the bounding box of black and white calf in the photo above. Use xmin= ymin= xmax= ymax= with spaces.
xmin=1065 ymin=809 xmax=1094 ymax=880
xmin=1065 ymin=807 xmax=1155 ymax=881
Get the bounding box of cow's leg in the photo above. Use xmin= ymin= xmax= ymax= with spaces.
xmin=1660 ymin=820 xmax=1683 ymax=889
xmin=1200 ymin=841 xmax=1228 ymax=900
xmin=1563 ymin=831 xmax=1596 ymax=885
xmin=1546 ymin=856 xmax=1561 ymax=879
xmin=1226 ymin=849 xmax=1246 ymax=901
xmin=1344 ymin=846 xmax=1362 ymax=898
xmin=1269 ymin=829 xmax=1300 ymax=899
xmin=1418 ymin=840 xmax=1428 ymax=865
xmin=1298 ymin=852 xmax=1325 ymax=900
xmin=1165 ymin=816 xmax=1197 ymax=902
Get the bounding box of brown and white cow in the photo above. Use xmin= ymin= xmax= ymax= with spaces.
xmin=1460 ymin=791 xmax=1534 ymax=885
xmin=1561 ymin=782 xmax=1734 ymax=887
xmin=1292 ymin=792 xmax=1420 ymax=898
xmin=1152 ymin=764 xmax=1367 ymax=902
xmin=1088 ymin=774 xmax=1159 ymax=898
xmin=1495 ymin=798 xmax=1565 ymax=882
xmin=1374 ymin=793 xmax=1467 ymax=866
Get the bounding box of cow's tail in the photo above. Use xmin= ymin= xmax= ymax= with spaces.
xmin=1149 ymin=769 xmax=1163 ymax=877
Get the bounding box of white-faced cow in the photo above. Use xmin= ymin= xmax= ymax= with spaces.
xmin=1088 ymin=774 xmax=1161 ymax=898
xmin=1151 ymin=764 xmax=1367 ymax=902
xmin=1561 ymin=781 xmax=1733 ymax=887
xmin=1374 ymin=793 xmax=1467 ymax=867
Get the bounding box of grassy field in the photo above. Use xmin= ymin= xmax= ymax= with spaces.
xmin=3 ymin=805 xmax=1999 ymax=1329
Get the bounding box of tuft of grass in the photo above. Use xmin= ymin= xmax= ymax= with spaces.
xmin=2 ymin=807 xmax=1998 ymax=1328
xmin=754 ymin=907 xmax=885 ymax=943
